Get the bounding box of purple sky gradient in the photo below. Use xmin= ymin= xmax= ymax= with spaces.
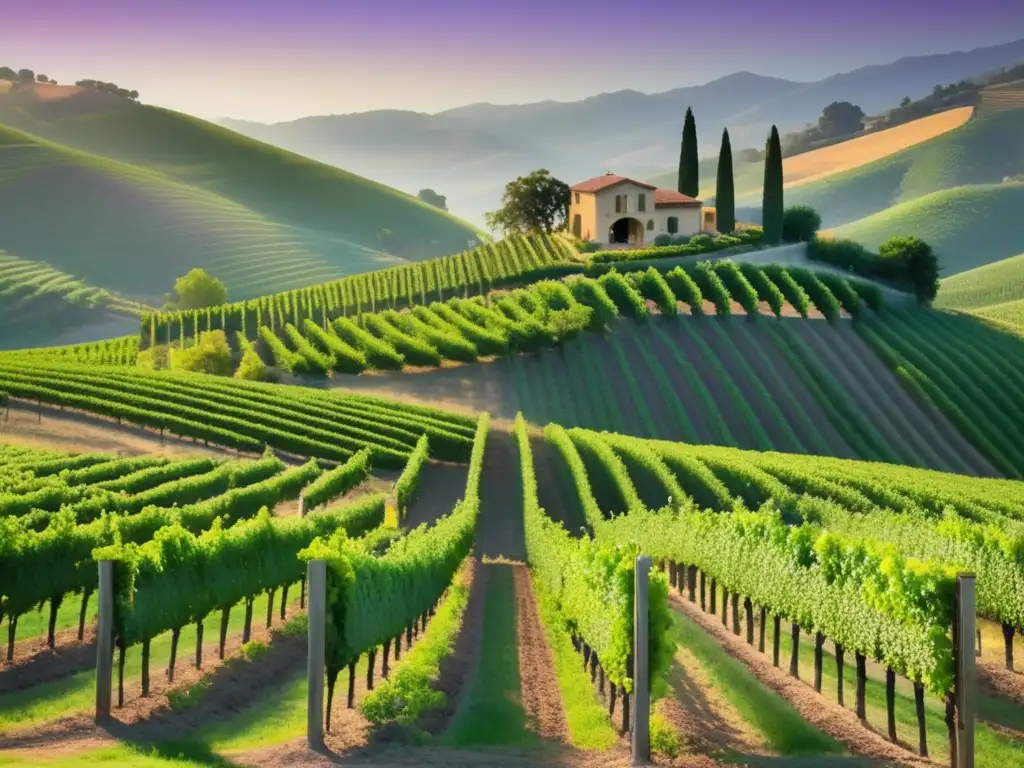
xmin=2 ymin=0 xmax=1022 ymax=121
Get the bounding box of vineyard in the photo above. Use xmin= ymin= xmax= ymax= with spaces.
xmin=138 ymin=229 xmax=772 ymax=348
xmin=135 ymin=258 xmax=884 ymax=382
xmin=522 ymin=422 xmax=1024 ymax=764
xmin=2 ymin=233 xmax=1024 ymax=765
xmin=335 ymin=312 xmax=995 ymax=477
xmin=0 ymin=251 xmax=145 ymax=347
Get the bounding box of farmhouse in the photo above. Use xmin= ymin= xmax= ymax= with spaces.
xmin=569 ymin=173 xmax=708 ymax=246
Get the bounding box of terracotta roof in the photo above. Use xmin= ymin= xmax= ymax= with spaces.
xmin=653 ymin=188 xmax=702 ymax=207
xmin=570 ymin=173 xmax=657 ymax=193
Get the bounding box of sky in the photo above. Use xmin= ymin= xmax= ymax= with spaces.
xmin=2 ymin=0 xmax=1023 ymax=123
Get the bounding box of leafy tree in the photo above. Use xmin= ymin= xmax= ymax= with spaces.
xmin=35 ymin=74 xmax=48 ymax=83
xmin=416 ymin=189 xmax=447 ymax=210
xmin=0 ymin=67 xmax=16 ymax=80
xmin=172 ymin=268 xmax=227 ymax=310
xmin=818 ymin=101 xmax=865 ymax=138
xmin=16 ymin=69 xmax=34 ymax=82
xmin=762 ymin=126 xmax=784 ymax=245
xmin=782 ymin=206 xmax=821 ymax=243
xmin=485 ymin=169 xmax=570 ymax=236
xmin=879 ymin=236 xmax=940 ymax=305
xmin=715 ymin=128 xmax=735 ymax=234
xmin=677 ymin=107 xmax=699 ymax=198
xmin=169 ymin=330 xmax=232 ymax=376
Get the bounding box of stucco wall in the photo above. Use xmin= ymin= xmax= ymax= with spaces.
xmin=571 ymin=183 xmax=701 ymax=245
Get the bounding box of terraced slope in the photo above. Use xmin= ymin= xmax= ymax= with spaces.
xmin=0 ymin=124 xmax=353 ymax=301
xmin=647 ymin=107 xmax=974 ymax=199
xmin=935 ymin=252 xmax=1024 ymax=330
xmin=0 ymin=250 xmax=145 ymax=349
xmin=775 ymin=107 xmax=1024 ymax=228
xmin=0 ymin=94 xmax=481 ymax=303
xmin=857 ymin=308 xmax=1024 ymax=479
xmin=329 ymin=313 xmax=993 ymax=477
xmin=832 ymin=182 xmax=1024 ymax=275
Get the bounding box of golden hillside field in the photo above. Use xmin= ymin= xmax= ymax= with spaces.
xmin=781 ymin=106 xmax=974 ymax=188
xmin=0 ymin=80 xmax=11 ymax=95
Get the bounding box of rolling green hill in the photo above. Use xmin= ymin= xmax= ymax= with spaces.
xmin=0 ymin=90 xmax=481 ymax=307
xmin=935 ymin=252 xmax=1024 ymax=329
xmin=776 ymin=107 xmax=1024 ymax=226
xmin=0 ymin=249 xmax=145 ymax=349
xmin=831 ymin=182 xmax=1024 ymax=275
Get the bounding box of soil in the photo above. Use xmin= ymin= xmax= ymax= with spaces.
xmin=0 ymin=597 xmax=307 ymax=747
xmin=667 ymin=593 xmax=931 ymax=766
xmin=0 ymin=625 xmax=97 ymax=692
xmin=474 ymin=430 xmax=526 ymax=562
xmin=657 ymin=646 xmax=771 ymax=759
xmin=0 ymin=401 xmax=238 ymax=460
xmin=513 ymin=566 xmax=569 ymax=742
xmin=402 ymin=559 xmax=489 ymax=745
xmin=403 ymin=462 xmax=469 ymax=530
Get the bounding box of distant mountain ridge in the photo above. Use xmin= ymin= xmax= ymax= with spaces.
xmin=219 ymin=38 xmax=1024 ymax=226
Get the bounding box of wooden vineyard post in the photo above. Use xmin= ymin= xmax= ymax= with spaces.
xmin=632 ymin=555 xmax=651 ymax=766
xmin=95 ymin=560 xmax=113 ymax=721
xmin=298 ymin=495 xmax=307 ymax=518
xmin=307 ymin=559 xmax=327 ymax=749
xmin=955 ymin=573 xmax=976 ymax=768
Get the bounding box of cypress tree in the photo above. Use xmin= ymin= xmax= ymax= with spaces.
xmin=715 ymin=128 xmax=735 ymax=234
xmin=677 ymin=107 xmax=699 ymax=198
xmin=762 ymin=125 xmax=784 ymax=245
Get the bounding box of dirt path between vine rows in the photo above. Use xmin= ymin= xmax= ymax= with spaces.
xmin=513 ymin=565 xmax=569 ymax=742
xmin=0 ymin=401 xmax=238 ymax=460
xmin=0 ymin=596 xmax=308 ymax=750
xmin=402 ymin=462 xmax=469 ymax=529
xmin=667 ymin=593 xmax=930 ymax=766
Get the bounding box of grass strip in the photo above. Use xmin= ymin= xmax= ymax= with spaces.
xmin=670 ymin=611 xmax=843 ymax=756
xmin=532 ymin=579 xmax=618 ymax=748
xmin=442 ymin=564 xmax=534 ymax=746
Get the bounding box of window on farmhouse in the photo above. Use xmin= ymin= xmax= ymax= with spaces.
xmin=667 ymin=216 xmax=679 ymax=234
xmin=574 ymin=192 xmax=580 ymax=204
xmin=646 ymin=219 xmax=654 ymax=230
xmin=615 ymin=195 xmax=622 ymax=213
xmin=638 ymin=193 xmax=646 ymax=212
xmin=572 ymin=214 xmax=582 ymax=238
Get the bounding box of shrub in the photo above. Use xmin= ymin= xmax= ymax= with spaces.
xmin=598 ymin=270 xmax=648 ymax=319
xmin=712 ymin=261 xmax=759 ymax=315
xmin=782 ymin=206 xmax=822 ymax=243
xmin=788 ymin=267 xmax=840 ymax=321
xmin=169 ymin=330 xmax=232 ymax=376
xmin=631 ymin=268 xmax=679 ymax=315
xmin=565 ymin=276 xmax=619 ymax=330
xmin=685 ymin=262 xmax=731 ymax=316
xmin=653 ymin=233 xmax=672 ymax=247
xmin=738 ymin=262 xmax=785 ymax=317
xmin=234 ymin=344 xmax=269 ymax=381
xmin=879 ymin=236 xmax=940 ymax=305
xmin=664 ymin=267 xmax=704 ymax=315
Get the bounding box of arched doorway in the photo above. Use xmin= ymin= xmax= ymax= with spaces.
xmin=609 ymin=217 xmax=644 ymax=245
